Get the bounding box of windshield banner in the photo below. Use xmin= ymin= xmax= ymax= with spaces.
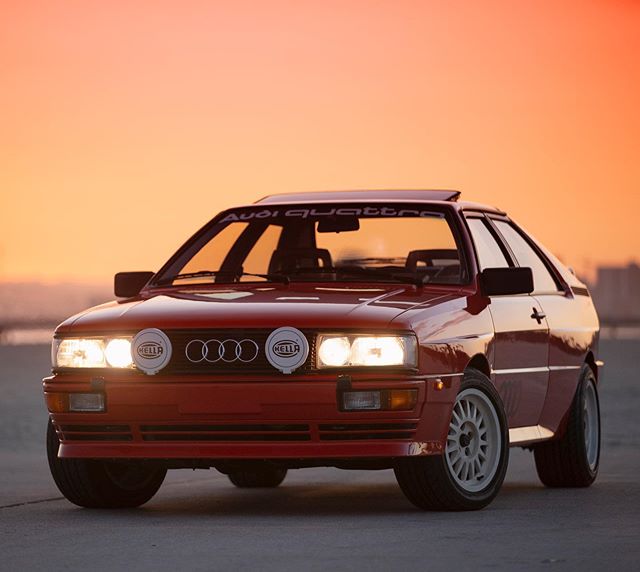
xmin=221 ymin=207 xmax=442 ymax=223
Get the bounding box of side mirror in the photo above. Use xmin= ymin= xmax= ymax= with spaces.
xmin=114 ymin=271 xmax=155 ymax=298
xmin=480 ymin=267 xmax=533 ymax=296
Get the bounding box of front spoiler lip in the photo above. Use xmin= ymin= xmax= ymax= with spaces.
xmin=58 ymin=440 xmax=444 ymax=459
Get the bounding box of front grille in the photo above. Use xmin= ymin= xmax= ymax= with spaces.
xmin=163 ymin=329 xmax=316 ymax=374
xmin=139 ymin=423 xmax=312 ymax=442
xmin=318 ymin=422 xmax=417 ymax=441
xmin=57 ymin=424 xmax=133 ymax=442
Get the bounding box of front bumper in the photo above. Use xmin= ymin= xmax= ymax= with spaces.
xmin=44 ymin=372 xmax=460 ymax=460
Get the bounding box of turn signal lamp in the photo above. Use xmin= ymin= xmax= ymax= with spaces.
xmin=45 ymin=392 xmax=68 ymax=413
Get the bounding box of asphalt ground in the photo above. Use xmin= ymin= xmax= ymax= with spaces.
xmin=1 ymin=341 xmax=639 ymax=571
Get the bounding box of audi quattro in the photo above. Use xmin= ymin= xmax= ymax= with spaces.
xmin=45 ymin=189 xmax=602 ymax=511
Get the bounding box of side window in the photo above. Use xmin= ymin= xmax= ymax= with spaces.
xmin=466 ymin=218 xmax=509 ymax=270
xmin=493 ymin=220 xmax=559 ymax=293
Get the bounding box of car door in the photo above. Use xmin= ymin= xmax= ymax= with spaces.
xmin=489 ymin=219 xmax=591 ymax=435
xmin=466 ymin=215 xmax=549 ymax=429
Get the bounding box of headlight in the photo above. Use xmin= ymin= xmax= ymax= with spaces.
xmin=54 ymin=337 xmax=133 ymax=368
xmin=317 ymin=336 xmax=351 ymax=367
xmin=316 ymin=334 xmax=417 ymax=368
xmin=104 ymin=339 xmax=134 ymax=368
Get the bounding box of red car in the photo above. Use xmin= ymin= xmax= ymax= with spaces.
xmin=44 ymin=190 xmax=602 ymax=511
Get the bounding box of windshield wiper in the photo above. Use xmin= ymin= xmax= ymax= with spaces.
xmin=155 ymin=270 xmax=289 ymax=286
xmin=266 ymin=265 xmax=424 ymax=286
xmin=335 ymin=266 xmax=425 ymax=287
xmin=155 ymin=270 xmax=225 ymax=285
xmin=238 ymin=271 xmax=290 ymax=284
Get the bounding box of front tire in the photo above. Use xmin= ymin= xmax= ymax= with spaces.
xmin=47 ymin=421 xmax=166 ymax=508
xmin=533 ymin=365 xmax=600 ymax=487
xmin=394 ymin=368 xmax=509 ymax=511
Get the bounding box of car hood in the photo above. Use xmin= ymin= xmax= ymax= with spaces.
xmin=57 ymin=284 xmax=462 ymax=333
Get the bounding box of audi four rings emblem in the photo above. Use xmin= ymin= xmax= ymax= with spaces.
xmin=185 ymin=339 xmax=260 ymax=363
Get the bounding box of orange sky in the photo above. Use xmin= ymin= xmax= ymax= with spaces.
xmin=1 ymin=0 xmax=639 ymax=284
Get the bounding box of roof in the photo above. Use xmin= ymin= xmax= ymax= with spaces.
xmin=246 ymin=189 xmax=505 ymax=215
xmin=255 ymin=189 xmax=461 ymax=204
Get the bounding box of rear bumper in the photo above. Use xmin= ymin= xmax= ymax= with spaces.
xmin=44 ymin=372 xmax=460 ymax=460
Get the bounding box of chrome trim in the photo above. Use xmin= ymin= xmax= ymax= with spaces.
xmin=493 ymin=365 xmax=581 ymax=375
xmin=185 ymin=338 xmax=260 ymax=364
xmin=430 ymin=365 xmax=582 ymax=379
xmin=509 ymin=425 xmax=554 ymax=444
xmin=425 ymin=332 xmax=492 ymax=344
xmin=493 ymin=367 xmax=548 ymax=375
xmin=424 ymin=372 xmax=464 ymax=379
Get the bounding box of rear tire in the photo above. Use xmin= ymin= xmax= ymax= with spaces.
xmin=228 ymin=465 xmax=287 ymax=488
xmin=394 ymin=368 xmax=509 ymax=511
xmin=533 ymin=365 xmax=600 ymax=487
xmin=47 ymin=420 xmax=166 ymax=508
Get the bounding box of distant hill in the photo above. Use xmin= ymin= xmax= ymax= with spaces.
xmin=0 ymin=282 xmax=113 ymax=328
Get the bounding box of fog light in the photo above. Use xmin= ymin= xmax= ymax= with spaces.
xmin=68 ymin=393 xmax=105 ymax=412
xmin=343 ymin=391 xmax=381 ymax=411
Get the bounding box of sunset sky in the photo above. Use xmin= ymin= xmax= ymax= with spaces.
xmin=1 ymin=0 xmax=639 ymax=284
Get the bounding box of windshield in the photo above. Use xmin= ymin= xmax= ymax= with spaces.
xmin=154 ymin=204 xmax=466 ymax=286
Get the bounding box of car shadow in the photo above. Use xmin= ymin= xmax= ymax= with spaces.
xmin=51 ymin=478 xmax=575 ymax=520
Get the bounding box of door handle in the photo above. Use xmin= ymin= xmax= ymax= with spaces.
xmin=530 ymin=307 xmax=546 ymax=324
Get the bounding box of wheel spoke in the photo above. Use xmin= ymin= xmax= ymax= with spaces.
xmin=444 ymin=387 xmax=503 ymax=493
xmin=467 ymin=461 xmax=475 ymax=480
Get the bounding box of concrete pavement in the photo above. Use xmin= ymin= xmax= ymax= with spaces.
xmin=1 ymin=341 xmax=638 ymax=571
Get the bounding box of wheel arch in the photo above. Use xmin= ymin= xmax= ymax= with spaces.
xmin=465 ymin=353 xmax=491 ymax=379
xmin=584 ymin=351 xmax=598 ymax=382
